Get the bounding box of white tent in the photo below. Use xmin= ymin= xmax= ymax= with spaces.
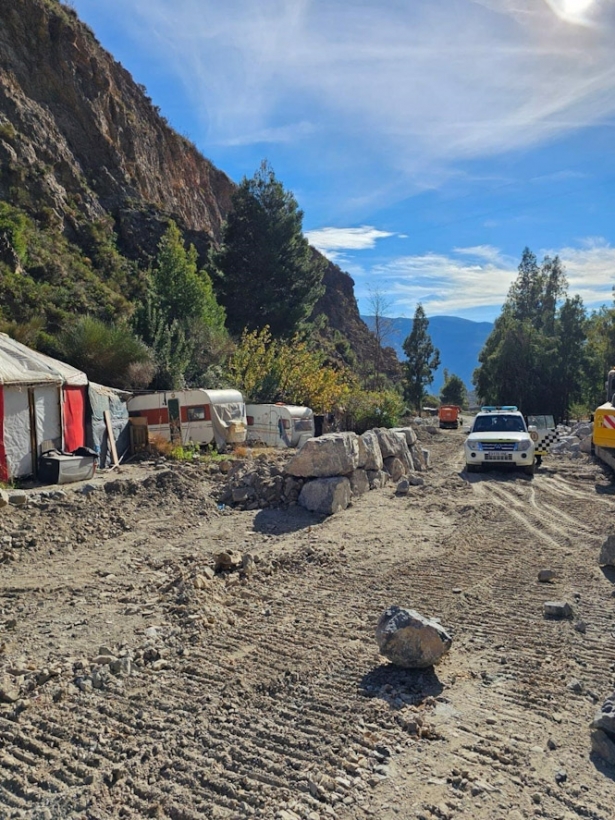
xmin=0 ymin=334 xmax=88 ymax=480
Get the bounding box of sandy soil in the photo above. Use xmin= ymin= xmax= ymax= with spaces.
xmin=1 ymin=427 xmax=615 ymax=820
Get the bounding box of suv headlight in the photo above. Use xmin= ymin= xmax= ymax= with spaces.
xmin=466 ymin=440 xmax=481 ymax=451
xmin=516 ymin=439 xmax=532 ymax=451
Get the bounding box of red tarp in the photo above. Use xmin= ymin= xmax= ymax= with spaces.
xmin=0 ymin=386 xmax=6 ymax=482
xmin=63 ymin=385 xmax=86 ymax=451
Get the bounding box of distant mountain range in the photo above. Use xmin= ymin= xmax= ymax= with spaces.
xmin=361 ymin=315 xmax=493 ymax=390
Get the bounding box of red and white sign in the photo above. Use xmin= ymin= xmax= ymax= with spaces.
xmin=602 ymin=415 xmax=615 ymax=430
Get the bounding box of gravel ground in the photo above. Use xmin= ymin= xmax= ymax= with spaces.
xmin=1 ymin=428 xmax=614 ymax=819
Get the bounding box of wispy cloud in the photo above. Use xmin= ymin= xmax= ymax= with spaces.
xmin=305 ymin=226 xmax=395 ymax=263
xmin=353 ymin=240 xmax=615 ymax=317
xmin=77 ymin=0 xmax=615 ymax=201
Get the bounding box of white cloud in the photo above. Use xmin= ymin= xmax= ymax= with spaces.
xmin=355 ymin=240 xmax=615 ymax=317
xmin=74 ymin=0 xmax=615 ymax=203
xmin=304 ymin=226 xmax=395 ymax=261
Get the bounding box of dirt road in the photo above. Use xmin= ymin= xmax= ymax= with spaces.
xmin=1 ymin=427 xmax=614 ymax=819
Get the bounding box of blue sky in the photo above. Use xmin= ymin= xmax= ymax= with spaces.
xmin=69 ymin=0 xmax=615 ymax=322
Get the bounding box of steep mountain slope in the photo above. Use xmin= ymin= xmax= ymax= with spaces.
xmin=362 ymin=314 xmax=493 ymax=389
xmin=0 ymin=0 xmax=385 ymax=374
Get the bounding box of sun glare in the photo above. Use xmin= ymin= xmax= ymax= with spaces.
xmin=544 ymin=0 xmax=596 ymax=23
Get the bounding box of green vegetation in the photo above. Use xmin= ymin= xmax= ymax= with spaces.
xmin=474 ymin=248 xmax=588 ymax=419
xmin=210 ymin=161 xmax=325 ymax=338
xmin=402 ymin=304 xmax=441 ymax=414
xmin=440 ymin=370 xmax=467 ymax=408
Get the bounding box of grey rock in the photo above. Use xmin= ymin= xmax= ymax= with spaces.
xmin=350 ymin=468 xmax=370 ymax=496
xmin=375 ymin=605 xmax=452 ymax=668
xmin=383 ymin=456 xmax=405 ymax=481
xmin=286 ymin=432 xmax=360 ymax=478
xmin=591 ymin=729 xmax=615 ymax=766
xmin=396 ymin=478 xmax=410 ymax=495
xmin=599 ymin=534 xmax=615 ymax=567
xmin=574 ymin=620 xmax=587 ymax=634
xmin=373 ymin=427 xmax=406 ymax=459
xmin=367 ymin=469 xmax=388 ymax=490
xmin=298 ymin=476 xmax=351 ymax=515
xmin=538 ymin=569 xmax=556 ymax=582
xmin=408 ymin=475 xmax=425 ymax=486
xmin=0 ymin=489 xmax=9 ymax=507
xmin=231 ymin=486 xmax=254 ymax=503
xmin=567 ymin=678 xmax=583 ymax=693
xmin=543 ymin=601 xmax=573 ymax=619
xmin=356 ymin=435 xmax=368 ymax=469
xmin=591 ymin=691 xmax=615 ymax=736
xmin=214 ymin=550 xmax=243 ymax=571
xmin=359 ymin=430 xmax=384 ymax=471
xmin=391 ymin=426 xmax=418 ymax=447
xmin=410 ymin=444 xmax=427 ymax=471
xmin=580 ymin=436 xmax=592 ymax=454
xmin=422 ymin=448 xmax=431 ymax=468
xmin=8 ymin=490 xmax=27 ymax=506
xmin=80 ymin=483 xmax=100 ymax=495
xmin=0 ymin=674 xmax=20 ymax=703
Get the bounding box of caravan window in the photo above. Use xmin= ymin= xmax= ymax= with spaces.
xmin=247 ymin=416 xmax=254 ymax=426
xmin=294 ymin=419 xmax=312 ymax=432
xmin=187 ymin=405 xmax=208 ymax=422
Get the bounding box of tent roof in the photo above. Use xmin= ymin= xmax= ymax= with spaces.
xmin=0 ymin=334 xmax=88 ymax=386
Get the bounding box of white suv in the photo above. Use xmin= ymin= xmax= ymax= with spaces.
xmin=465 ymin=406 xmax=537 ymax=476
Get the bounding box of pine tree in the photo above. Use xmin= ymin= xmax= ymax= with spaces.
xmin=402 ymin=304 xmax=440 ymax=414
xmin=211 ymin=161 xmax=325 ymax=338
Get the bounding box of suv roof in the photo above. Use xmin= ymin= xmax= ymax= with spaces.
xmin=479 ymin=405 xmax=519 ymax=413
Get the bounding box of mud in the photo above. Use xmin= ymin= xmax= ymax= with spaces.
xmin=1 ymin=430 xmax=615 ymax=819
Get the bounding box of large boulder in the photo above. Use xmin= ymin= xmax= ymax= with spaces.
xmin=374 ymin=428 xmax=414 ymax=475
xmin=373 ymin=427 xmax=404 ymax=459
xmin=375 ymin=606 xmax=452 ymax=668
xmin=591 ymin=691 xmax=615 ymax=766
xmin=350 ymin=469 xmax=370 ymax=496
xmin=410 ymin=444 xmax=426 ymax=471
xmin=360 ymin=430 xmax=384 ymax=471
xmin=599 ymin=535 xmax=615 ymax=567
xmin=391 ymin=427 xmax=418 ymax=447
xmin=383 ymin=457 xmax=405 ymax=481
xmin=298 ymin=477 xmax=351 ymax=515
xmin=0 ymin=489 xmax=8 ymax=508
xmin=286 ymin=433 xmax=360 ymax=478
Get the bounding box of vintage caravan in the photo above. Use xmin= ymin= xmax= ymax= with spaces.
xmin=127 ymin=389 xmax=247 ymax=449
xmin=246 ymin=403 xmax=315 ymax=448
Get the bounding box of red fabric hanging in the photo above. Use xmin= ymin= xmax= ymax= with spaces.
xmin=63 ymin=385 xmax=86 ymax=451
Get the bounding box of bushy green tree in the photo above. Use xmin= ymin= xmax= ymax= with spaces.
xmin=211 ymin=161 xmax=325 ymax=337
xmin=440 ymin=370 xmax=467 ymax=407
xmin=134 ymin=221 xmax=228 ymax=387
xmin=474 ymin=248 xmax=586 ymax=419
xmin=402 ymin=304 xmax=440 ymax=413
xmin=57 ymin=317 xmax=154 ymax=389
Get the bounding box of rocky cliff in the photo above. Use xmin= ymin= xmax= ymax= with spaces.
xmin=0 ymin=0 xmax=395 ymax=375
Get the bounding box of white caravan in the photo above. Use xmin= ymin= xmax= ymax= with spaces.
xmin=127 ymin=389 xmax=247 ymax=449
xmin=246 ymin=403 xmax=315 ymax=448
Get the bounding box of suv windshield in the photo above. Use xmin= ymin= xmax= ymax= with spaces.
xmin=472 ymin=415 xmax=526 ymax=433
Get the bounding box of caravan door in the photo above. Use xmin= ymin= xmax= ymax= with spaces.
xmin=168 ymin=398 xmax=182 ymax=444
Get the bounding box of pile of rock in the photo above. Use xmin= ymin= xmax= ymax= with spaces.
xmin=549 ymin=421 xmax=593 ymax=457
xmin=590 ymin=691 xmax=615 ymax=766
xmin=218 ymin=427 xmax=430 ymax=514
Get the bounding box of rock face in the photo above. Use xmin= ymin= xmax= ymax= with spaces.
xmin=286 ymin=433 xmax=360 ymax=478
xmin=0 ymin=0 xmax=393 ymax=376
xmin=599 ymin=535 xmax=615 ymax=567
xmin=298 ymin=477 xmax=351 ymax=515
xmin=375 ymin=606 xmax=452 ymax=668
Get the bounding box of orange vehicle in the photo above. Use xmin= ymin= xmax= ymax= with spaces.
xmin=438 ymin=404 xmax=461 ymax=429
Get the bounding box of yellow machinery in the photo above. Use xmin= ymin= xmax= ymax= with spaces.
xmin=593 ymin=368 xmax=615 ymax=469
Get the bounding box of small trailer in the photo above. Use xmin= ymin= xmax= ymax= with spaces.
xmin=127 ymin=389 xmax=247 ymax=449
xmin=246 ymin=403 xmax=315 ymax=448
